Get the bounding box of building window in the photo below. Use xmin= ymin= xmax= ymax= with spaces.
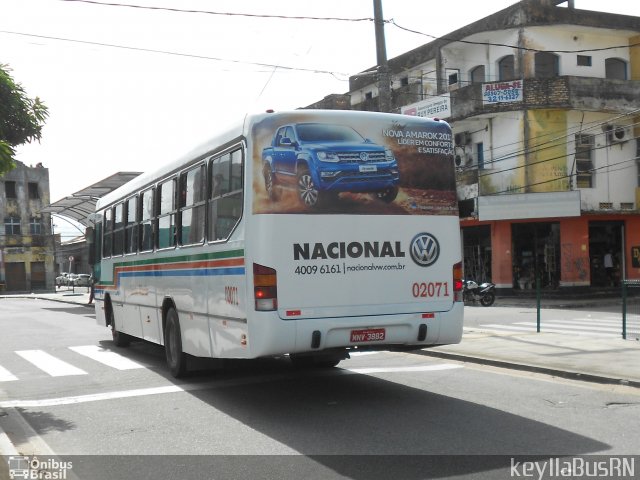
xmin=365 ymin=91 xmax=373 ymax=100
xmin=400 ymin=76 xmax=409 ymax=87
xmin=447 ymin=70 xmax=459 ymax=86
xmin=476 ymin=142 xmax=485 ymax=170
xmin=577 ymin=55 xmax=592 ymax=67
xmin=470 ymin=65 xmax=485 ymax=84
xmin=4 ymin=217 xmax=21 ymax=235
xmin=605 ymin=58 xmax=627 ymax=80
xmin=29 ymin=217 xmax=42 ymax=235
xmin=28 ymin=182 xmax=39 ymax=199
xmin=5 ymin=181 xmax=17 ymax=199
xmin=575 ymin=134 xmax=595 ymax=188
xmin=498 ymin=55 xmax=515 ymax=81
xmin=535 ymin=52 xmax=559 ymax=78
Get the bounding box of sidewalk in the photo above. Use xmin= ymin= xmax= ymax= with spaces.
xmin=2 ymin=290 xmax=639 ymax=388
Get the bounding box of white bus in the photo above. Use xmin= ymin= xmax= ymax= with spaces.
xmin=92 ymin=110 xmax=464 ymax=377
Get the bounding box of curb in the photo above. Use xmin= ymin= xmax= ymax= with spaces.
xmin=419 ymin=349 xmax=640 ymax=389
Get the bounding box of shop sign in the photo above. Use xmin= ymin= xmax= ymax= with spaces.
xmin=482 ymin=80 xmax=523 ymax=104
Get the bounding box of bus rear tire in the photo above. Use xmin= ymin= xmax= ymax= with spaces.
xmin=290 ymin=354 xmax=342 ymax=369
xmin=164 ymin=307 xmax=188 ymax=378
xmin=108 ymin=304 xmax=130 ymax=347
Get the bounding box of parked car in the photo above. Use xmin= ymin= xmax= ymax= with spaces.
xmin=55 ymin=273 xmax=70 ymax=287
xmin=262 ymin=122 xmax=400 ymax=208
xmin=73 ymin=274 xmax=92 ymax=287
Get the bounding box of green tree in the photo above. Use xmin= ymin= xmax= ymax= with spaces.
xmin=0 ymin=64 xmax=49 ymax=175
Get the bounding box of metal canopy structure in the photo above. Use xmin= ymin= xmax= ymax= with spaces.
xmin=40 ymin=172 xmax=142 ymax=227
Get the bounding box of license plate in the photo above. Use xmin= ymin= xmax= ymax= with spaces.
xmin=350 ymin=328 xmax=386 ymax=343
xmin=359 ymin=165 xmax=377 ymax=173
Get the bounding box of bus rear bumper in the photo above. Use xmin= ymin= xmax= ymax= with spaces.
xmin=248 ymin=302 xmax=464 ymax=358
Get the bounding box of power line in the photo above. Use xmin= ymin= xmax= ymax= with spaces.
xmin=389 ymin=19 xmax=640 ymax=54
xmin=58 ymin=0 xmax=374 ymax=22
xmin=0 ymin=30 xmax=350 ymax=79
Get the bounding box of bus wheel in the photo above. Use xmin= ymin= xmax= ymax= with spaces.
xmin=290 ymin=354 xmax=342 ymax=369
xmin=374 ymin=186 xmax=399 ymax=203
xmin=164 ymin=307 xmax=188 ymax=378
xmin=297 ymin=166 xmax=320 ymax=207
xmin=108 ymin=306 xmax=130 ymax=347
xmin=263 ymin=165 xmax=280 ymax=201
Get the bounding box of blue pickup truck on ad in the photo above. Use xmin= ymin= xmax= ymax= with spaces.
xmin=261 ymin=122 xmax=400 ymax=208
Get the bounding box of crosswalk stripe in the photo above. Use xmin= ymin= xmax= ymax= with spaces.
xmin=514 ymin=321 xmax=621 ymax=333
xmin=0 ymin=365 xmax=18 ymax=382
xmin=477 ymin=324 xmax=619 ymax=337
xmin=16 ymin=350 xmax=87 ymax=377
xmin=69 ymin=346 xmax=144 ymax=370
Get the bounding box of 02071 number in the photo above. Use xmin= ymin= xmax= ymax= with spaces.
xmin=412 ymin=282 xmax=449 ymax=298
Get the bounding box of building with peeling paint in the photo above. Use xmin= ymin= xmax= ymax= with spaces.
xmin=306 ymin=0 xmax=640 ymax=292
xmin=0 ymin=161 xmax=55 ymax=292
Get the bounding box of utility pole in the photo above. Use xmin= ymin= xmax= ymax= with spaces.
xmin=373 ymin=0 xmax=391 ymax=112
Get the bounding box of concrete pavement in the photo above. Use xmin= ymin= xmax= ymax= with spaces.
xmin=1 ymin=289 xmax=639 ymax=388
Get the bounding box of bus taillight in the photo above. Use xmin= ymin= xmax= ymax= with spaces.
xmin=453 ymin=261 xmax=463 ymax=302
xmin=254 ymin=263 xmax=278 ymax=311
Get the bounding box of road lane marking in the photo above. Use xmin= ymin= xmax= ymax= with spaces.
xmin=15 ymin=350 xmax=87 ymax=377
xmin=0 ymin=365 xmax=18 ymax=382
xmin=69 ymin=345 xmax=144 ymax=370
xmin=346 ymin=364 xmax=463 ymax=374
xmin=0 ymin=362 xmax=463 ymax=408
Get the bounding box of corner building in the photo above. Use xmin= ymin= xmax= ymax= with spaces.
xmin=0 ymin=161 xmax=55 ymax=292
xmin=307 ymin=0 xmax=640 ymax=292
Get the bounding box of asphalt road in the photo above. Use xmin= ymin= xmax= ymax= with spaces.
xmin=1 ymin=298 xmax=639 ymax=480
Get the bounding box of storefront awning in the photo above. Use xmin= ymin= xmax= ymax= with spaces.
xmin=40 ymin=172 xmax=142 ymax=227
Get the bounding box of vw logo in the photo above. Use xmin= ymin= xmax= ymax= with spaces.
xmin=359 ymin=152 xmax=369 ymax=162
xmin=410 ymin=233 xmax=440 ymax=267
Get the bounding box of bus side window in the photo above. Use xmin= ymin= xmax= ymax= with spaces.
xmin=157 ymin=178 xmax=177 ymax=249
xmin=179 ymin=164 xmax=206 ymax=245
xmin=139 ymin=188 xmax=154 ymax=252
xmin=124 ymin=196 xmax=138 ymax=254
xmin=112 ymin=202 xmax=125 ymax=256
xmin=208 ymin=148 xmax=243 ymax=242
xmin=103 ymin=208 xmax=113 ymax=258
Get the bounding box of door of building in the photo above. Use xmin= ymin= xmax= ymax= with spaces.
xmin=588 ymin=221 xmax=623 ymax=287
xmin=5 ymin=262 xmax=27 ymax=292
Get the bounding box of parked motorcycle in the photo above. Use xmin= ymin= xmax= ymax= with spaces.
xmin=463 ymin=279 xmax=496 ymax=306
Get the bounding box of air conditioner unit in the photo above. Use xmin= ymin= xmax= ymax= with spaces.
xmin=454 ymin=132 xmax=471 ymax=146
xmin=455 ymin=153 xmax=474 ymax=166
xmin=605 ymin=125 xmax=630 ymax=143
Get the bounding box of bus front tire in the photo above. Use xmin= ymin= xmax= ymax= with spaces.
xmin=164 ymin=308 xmax=188 ymax=378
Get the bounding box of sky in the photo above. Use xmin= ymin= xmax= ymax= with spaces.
xmin=1 ymin=0 xmax=639 ymax=236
